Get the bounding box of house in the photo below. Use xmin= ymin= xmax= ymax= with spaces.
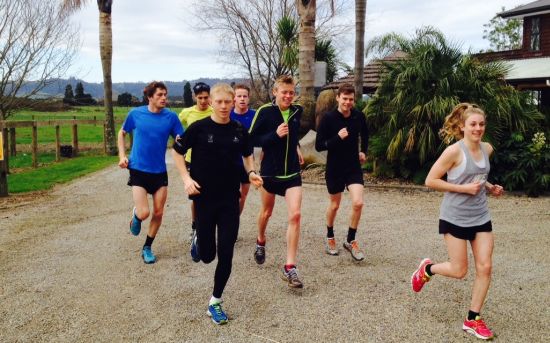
xmin=476 ymin=0 xmax=550 ymax=110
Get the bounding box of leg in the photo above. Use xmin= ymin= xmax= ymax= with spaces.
xmin=347 ymin=184 xmax=364 ymax=229
xmin=132 ymin=186 xmax=150 ymax=220
xmin=238 ymin=183 xmax=250 ymax=214
xmin=284 ymin=186 xmax=302 ymax=266
xmin=469 ymin=232 xmax=494 ymax=313
xmin=147 ymin=186 xmax=167 ymax=238
xmin=326 ymin=192 xmax=342 ymax=227
xmin=213 ymin=200 xmax=240 ymax=298
xmin=430 ymin=234 xmax=469 ymax=279
xmin=194 ymin=199 xmax=218 ymax=263
xmin=257 ymin=188 xmax=275 ymax=242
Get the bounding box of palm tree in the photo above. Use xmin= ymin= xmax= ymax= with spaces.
xmin=296 ymin=0 xmax=317 ymax=133
xmin=354 ymin=0 xmax=367 ymax=100
xmin=63 ymin=0 xmax=116 ymax=155
xmin=365 ymin=26 xmax=541 ymax=178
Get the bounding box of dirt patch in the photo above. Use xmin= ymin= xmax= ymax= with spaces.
xmin=1 ymin=157 xmax=548 ymax=342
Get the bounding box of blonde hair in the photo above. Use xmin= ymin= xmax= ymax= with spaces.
xmin=210 ymin=83 xmax=235 ymax=99
xmin=440 ymin=103 xmax=486 ymax=144
xmin=273 ymin=75 xmax=295 ymax=91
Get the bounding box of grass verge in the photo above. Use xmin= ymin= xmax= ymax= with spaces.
xmin=8 ymin=155 xmax=117 ymax=193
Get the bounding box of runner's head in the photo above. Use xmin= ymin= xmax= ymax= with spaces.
xmin=143 ymin=81 xmax=168 ymax=110
xmin=440 ymin=103 xmax=486 ymax=144
xmin=336 ymin=83 xmax=355 ymax=115
xmin=233 ymin=84 xmax=251 ymax=113
xmin=211 ymin=83 xmax=235 ymax=123
xmin=193 ymin=82 xmax=211 ymax=111
xmin=272 ymin=75 xmax=295 ymax=111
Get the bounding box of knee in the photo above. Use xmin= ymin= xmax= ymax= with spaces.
xmin=352 ymin=200 xmax=363 ymax=212
xmin=152 ymin=208 xmax=164 ymax=219
xmin=476 ymin=261 xmax=492 ymax=277
xmin=288 ymin=210 xmax=301 ymax=225
xmin=328 ymin=202 xmax=339 ymax=213
xmin=136 ymin=207 xmax=150 ymax=220
xmin=451 ymin=264 xmax=468 ymax=279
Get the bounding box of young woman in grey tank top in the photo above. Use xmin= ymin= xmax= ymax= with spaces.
xmin=410 ymin=103 xmax=504 ymax=340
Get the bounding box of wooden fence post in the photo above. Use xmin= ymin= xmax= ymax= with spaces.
xmin=0 ymin=127 xmax=8 ymax=197
xmin=72 ymin=116 xmax=78 ymax=156
xmin=32 ymin=123 xmax=38 ymax=168
xmin=55 ymin=125 xmax=61 ymax=162
xmin=9 ymin=127 xmax=16 ymax=156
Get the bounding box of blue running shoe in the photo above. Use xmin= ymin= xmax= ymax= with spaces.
xmin=207 ymin=302 xmax=228 ymax=325
xmin=190 ymin=229 xmax=200 ymax=263
xmin=129 ymin=207 xmax=141 ymax=236
xmin=142 ymin=246 xmax=156 ymax=264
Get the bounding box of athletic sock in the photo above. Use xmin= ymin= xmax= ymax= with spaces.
xmin=256 ymin=239 xmax=266 ymax=246
xmin=209 ymin=296 xmax=222 ymax=306
xmin=426 ymin=264 xmax=434 ymax=277
xmin=467 ymin=310 xmax=480 ymax=321
xmin=144 ymin=235 xmax=155 ymax=248
xmin=347 ymin=227 xmax=357 ymax=243
xmin=284 ymin=264 xmax=296 ymax=272
xmin=327 ymin=226 xmax=334 ymax=238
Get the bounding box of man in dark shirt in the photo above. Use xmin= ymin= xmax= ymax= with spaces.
xmin=315 ymin=83 xmax=368 ymax=261
xmin=172 ymin=83 xmax=263 ymax=325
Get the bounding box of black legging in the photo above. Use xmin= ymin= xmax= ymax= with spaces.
xmin=194 ymin=197 xmax=240 ymax=298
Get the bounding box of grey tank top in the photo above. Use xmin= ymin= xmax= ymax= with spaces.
xmin=439 ymin=140 xmax=491 ymax=227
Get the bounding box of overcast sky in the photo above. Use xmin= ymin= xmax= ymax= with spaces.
xmin=67 ymin=0 xmax=524 ymax=83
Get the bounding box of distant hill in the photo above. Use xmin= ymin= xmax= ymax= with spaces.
xmin=19 ymin=77 xmax=247 ymax=99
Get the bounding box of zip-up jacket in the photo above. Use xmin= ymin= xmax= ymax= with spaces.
xmin=249 ymin=102 xmax=303 ymax=178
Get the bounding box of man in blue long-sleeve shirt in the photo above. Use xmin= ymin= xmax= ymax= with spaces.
xmin=315 ymin=83 xmax=368 ymax=261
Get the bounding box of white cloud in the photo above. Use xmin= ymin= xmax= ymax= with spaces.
xmin=67 ymin=0 xmax=525 ymax=82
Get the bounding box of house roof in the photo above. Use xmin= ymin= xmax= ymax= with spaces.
xmin=499 ymin=0 xmax=550 ymax=19
xmin=503 ymin=57 xmax=550 ymax=80
xmin=322 ymin=51 xmax=406 ymax=93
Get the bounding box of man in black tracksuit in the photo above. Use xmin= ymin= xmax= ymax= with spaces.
xmin=249 ymin=75 xmax=305 ymax=288
xmin=315 ymin=83 xmax=368 ymax=262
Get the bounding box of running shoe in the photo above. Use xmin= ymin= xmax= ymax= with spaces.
xmin=325 ymin=237 xmax=339 ymax=255
xmin=141 ymin=246 xmax=156 ymax=264
xmin=463 ymin=316 xmax=494 ymax=340
xmin=129 ymin=207 xmax=141 ymax=236
xmin=343 ymin=240 xmax=365 ymax=261
xmin=281 ymin=267 xmax=303 ymax=288
xmin=254 ymin=244 xmax=265 ymax=265
xmin=190 ymin=229 xmax=200 ymax=263
xmin=411 ymin=258 xmax=432 ymax=292
xmin=207 ymin=302 xmax=228 ymax=325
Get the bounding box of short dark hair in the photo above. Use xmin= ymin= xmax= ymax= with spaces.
xmin=143 ymin=81 xmax=167 ymax=98
xmin=233 ymin=83 xmax=250 ymax=94
xmin=337 ymin=83 xmax=355 ymax=96
xmin=192 ymin=82 xmax=210 ymax=95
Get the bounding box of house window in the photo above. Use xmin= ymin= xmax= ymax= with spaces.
xmin=530 ymin=17 xmax=540 ymax=51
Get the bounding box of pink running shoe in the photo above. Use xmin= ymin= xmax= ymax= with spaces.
xmin=411 ymin=258 xmax=432 ymax=292
xmin=463 ymin=317 xmax=494 ymax=340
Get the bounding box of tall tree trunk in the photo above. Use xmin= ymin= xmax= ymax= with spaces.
xmin=296 ymin=0 xmax=316 ymax=134
xmin=99 ymin=8 xmax=116 ymax=155
xmin=354 ymin=0 xmax=367 ymax=102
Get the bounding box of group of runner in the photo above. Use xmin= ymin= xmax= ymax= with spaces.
xmin=117 ymin=77 xmax=503 ymax=340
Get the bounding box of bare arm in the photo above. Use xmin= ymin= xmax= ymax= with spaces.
xmin=117 ymin=129 xmax=128 ymax=168
xmin=243 ymin=155 xmax=263 ymax=188
xmin=425 ymin=144 xmax=482 ymax=195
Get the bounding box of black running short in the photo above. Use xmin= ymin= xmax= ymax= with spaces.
xmin=325 ymin=170 xmax=364 ymax=195
xmin=127 ymin=169 xmax=168 ymax=195
xmin=262 ymin=175 xmax=302 ymax=196
xmin=439 ymin=219 xmax=492 ymax=241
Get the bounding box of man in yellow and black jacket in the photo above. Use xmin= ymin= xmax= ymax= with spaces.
xmin=248 ymin=75 xmax=305 ymax=289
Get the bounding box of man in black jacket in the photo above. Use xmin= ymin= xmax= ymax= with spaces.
xmin=315 ymin=83 xmax=368 ymax=261
xmin=249 ymin=75 xmax=305 ymax=288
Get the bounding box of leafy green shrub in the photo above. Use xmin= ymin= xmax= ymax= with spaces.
xmin=492 ymin=131 xmax=550 ymax=197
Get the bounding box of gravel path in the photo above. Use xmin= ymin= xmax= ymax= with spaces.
xmin=1 ymin=151 xmax=549 ymax=342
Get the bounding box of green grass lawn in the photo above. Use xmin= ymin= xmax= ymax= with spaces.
xmin=7 ymin=154 xmax=118 ymax=193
